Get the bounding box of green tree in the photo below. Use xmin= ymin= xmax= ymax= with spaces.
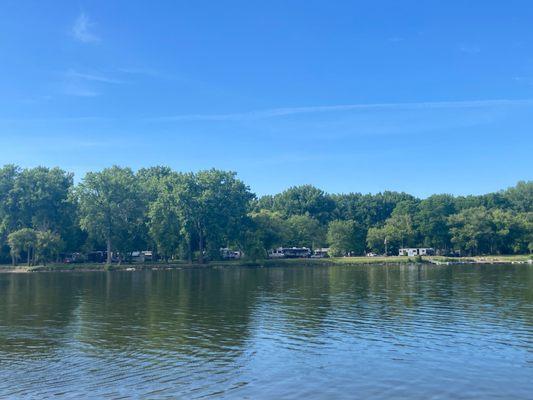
xmin=366 ymin=213 xmax=414 ymax=255
xmin=137 ymin=166 xmax=173 ymax=203
xmin=332 ymin=191 xmax=416 ymax=228
xmin=175 ymin=170 xmax=254 ymax=263
xmin=286 ymin=215 xmax=325 ymax=248
xmin=272 ymin=185 xmax=335 ymax=224
xmin=147 ymin=173 xmax=184 ymax=261
xmin=415 ymin=194 xmax=456 ymax=250
xmin=239 ymin=228 xmax=268 ymax=261
xmin=0 ymin=165 xmax=19 ymax=244
xmin=503 ymin=181 xmax=532 ymax=212
xmin=7 ymin=228 xmax=37 ymax=266
xmin=10 ymin=166 xmax=74 ymax=232
xmin=252 ymin=195 xmax=275 ymax=212
xmin=327 ymin=220 xmax=365 ymax=256
xmin=366 ymin=225 xmax=388 ymax=255
xmin=137 ymin=166 xmax=174 ymax=253
xmin=522 ymin=213 xmax=533 ymax=254
xmin=448 ymin=207 xmax=495 ymax=255
xmin=488 ymin=209 xmax=532 ymax=254
xmin=76 ymin=166 xmax=144 ymax=264
xmin=250 ymin=210 xmax=289 ymax=250
xmin=35 ymin=230 xmax=63 ymax=265
xmin=244 ymin=210 xmax=290 ymax=258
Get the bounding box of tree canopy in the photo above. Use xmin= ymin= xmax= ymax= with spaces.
xmin=0 ymin=164 xmax=530 ymax=264
xmin=75 ymin=166 xmax=144 ymax=263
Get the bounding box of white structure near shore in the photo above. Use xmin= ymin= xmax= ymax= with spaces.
xmin=399 ymin=248 xmax=435 ymax=257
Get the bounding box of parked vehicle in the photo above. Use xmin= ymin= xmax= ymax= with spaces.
xmin=220 ymin=248 xmax=242 ymax=260
xmin=130 ymin=250 xmax=155 ymax=263
xmin=399 ymin=248 xmax=435 ymax=257
xmin=268 ymin=248 xmax=286 ymax=258
xmin=268 ymin=247 xmax=311 ymax=258
xmin=311 ymin=248 xmax=330 ymax=258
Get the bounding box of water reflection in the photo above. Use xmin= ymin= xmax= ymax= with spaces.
xmin=0 ymin=264 xmax=532 ymax=398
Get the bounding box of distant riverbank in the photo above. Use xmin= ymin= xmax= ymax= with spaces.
xmin=0 ymin=254 xmax=531 ymax=273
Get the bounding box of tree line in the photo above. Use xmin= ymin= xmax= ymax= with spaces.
xmin=0 ymin=164 xmax=531 ymax=265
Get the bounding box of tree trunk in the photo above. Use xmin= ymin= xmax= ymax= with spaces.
xmin=11 ymin=253 xmax=16 ymax=267
xmin=187 ymin=239 xmax=192 ymax=264
xmin=27 ymin=246 xmax=31 ymax=267
xmin=107 ymin=238 xmax=112 ymax=264
xmin=198 ymin=234 xmax=204 ymax=264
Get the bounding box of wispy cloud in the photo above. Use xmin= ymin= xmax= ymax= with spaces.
xmin=71 ymin=13 xmax=99 ymax=43
xmin=0 ymin=116 xmax=109 ymax=124
xmin=62 ymin=69 xmax=123 ymax=97
xmin=118 ymin=67 xmax=190 ymax=82
xmin=118 ymin=67 xmax=161 ymax=77
xmin=67 ymin=70 xmax=124 ymax=84
xmin=151 ymin=99 xmax=533 ymax=122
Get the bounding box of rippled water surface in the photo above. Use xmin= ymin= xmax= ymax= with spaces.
xmin=1 ymin=264 xmax=532 ymax=399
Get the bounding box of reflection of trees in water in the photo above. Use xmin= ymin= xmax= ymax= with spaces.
xmin=258 ymin=267 xmax=334 ymax=337
xmin=339 ymin=264 xmax=533 ymax=330
xmin=0 ymin=264 xmax=531 ymax=361
xmin=0 ymin=273 xmax=83 ymax=355
xmin=75 ymin=269 xmax=262 ymax=359
xmin=255 ymin=264 xmax=533 ymax=338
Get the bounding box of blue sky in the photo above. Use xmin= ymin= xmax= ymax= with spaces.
xmin=0 ymin=1 xmax=532 ymax=197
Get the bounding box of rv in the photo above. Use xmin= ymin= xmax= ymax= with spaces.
xmin=220 ymin=248 xmax=242 ymax=260
xmin=268 ymin=248 xmax=286 ymax=258
xmin=130 ymin=250 xmax=155 ymax=263
xmin=268 ymin=247 xmax=312 ymax=259
xmin=312 ymin=248 xmax=330 ymax=258
xmin=399 ymin=248 xmax=435 ymax=257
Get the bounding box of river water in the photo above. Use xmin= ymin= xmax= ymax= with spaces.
xmin=0 ymin=263 xmax=532 ymax=399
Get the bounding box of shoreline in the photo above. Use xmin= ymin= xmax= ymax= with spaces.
xmin=0 ymin=255 xmax=531 ymax=273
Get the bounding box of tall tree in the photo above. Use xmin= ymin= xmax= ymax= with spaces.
xmin=415 ymin=194 xmax=456 ymax=250
xmin=249 ymin=210 xmax=289 ymax=252
xmin=10 ymin=166 xmax=74 ymax=232
xmin=175 ymin=170 xmax=254 ymax=263
xmin=366 ymin=213 xmax=414 ymax=255
xmin=448 ymin=207 xmax=495 ymax=255
xmin=332 ymin=191 xmax=416 ymax=228
xmin=7 ymin=228 xmax=37 ymax=266
xmin=137 ymin=166 xmax=173 ymax=203
xmin=286 ymin=215 xmax=325 ymax=248
xmin=503 ymin=181 xmax=532 ymax=212
xmin=327 ymin=220 xmax=365 ymax=256
xmin=272 ymin=185 xmax=335 ymax=224
xmin=76 ymin=166 xmax=144 ymax=264
xmin=35 ymin=230 xmax=63 ymax=265
xmin=137 ymin=166 xmax=174 ymax=254
xmin=147 ymin=173 xmax=184 ymax=261
xmin=0 ymin=165 xmax=19 ymax=241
